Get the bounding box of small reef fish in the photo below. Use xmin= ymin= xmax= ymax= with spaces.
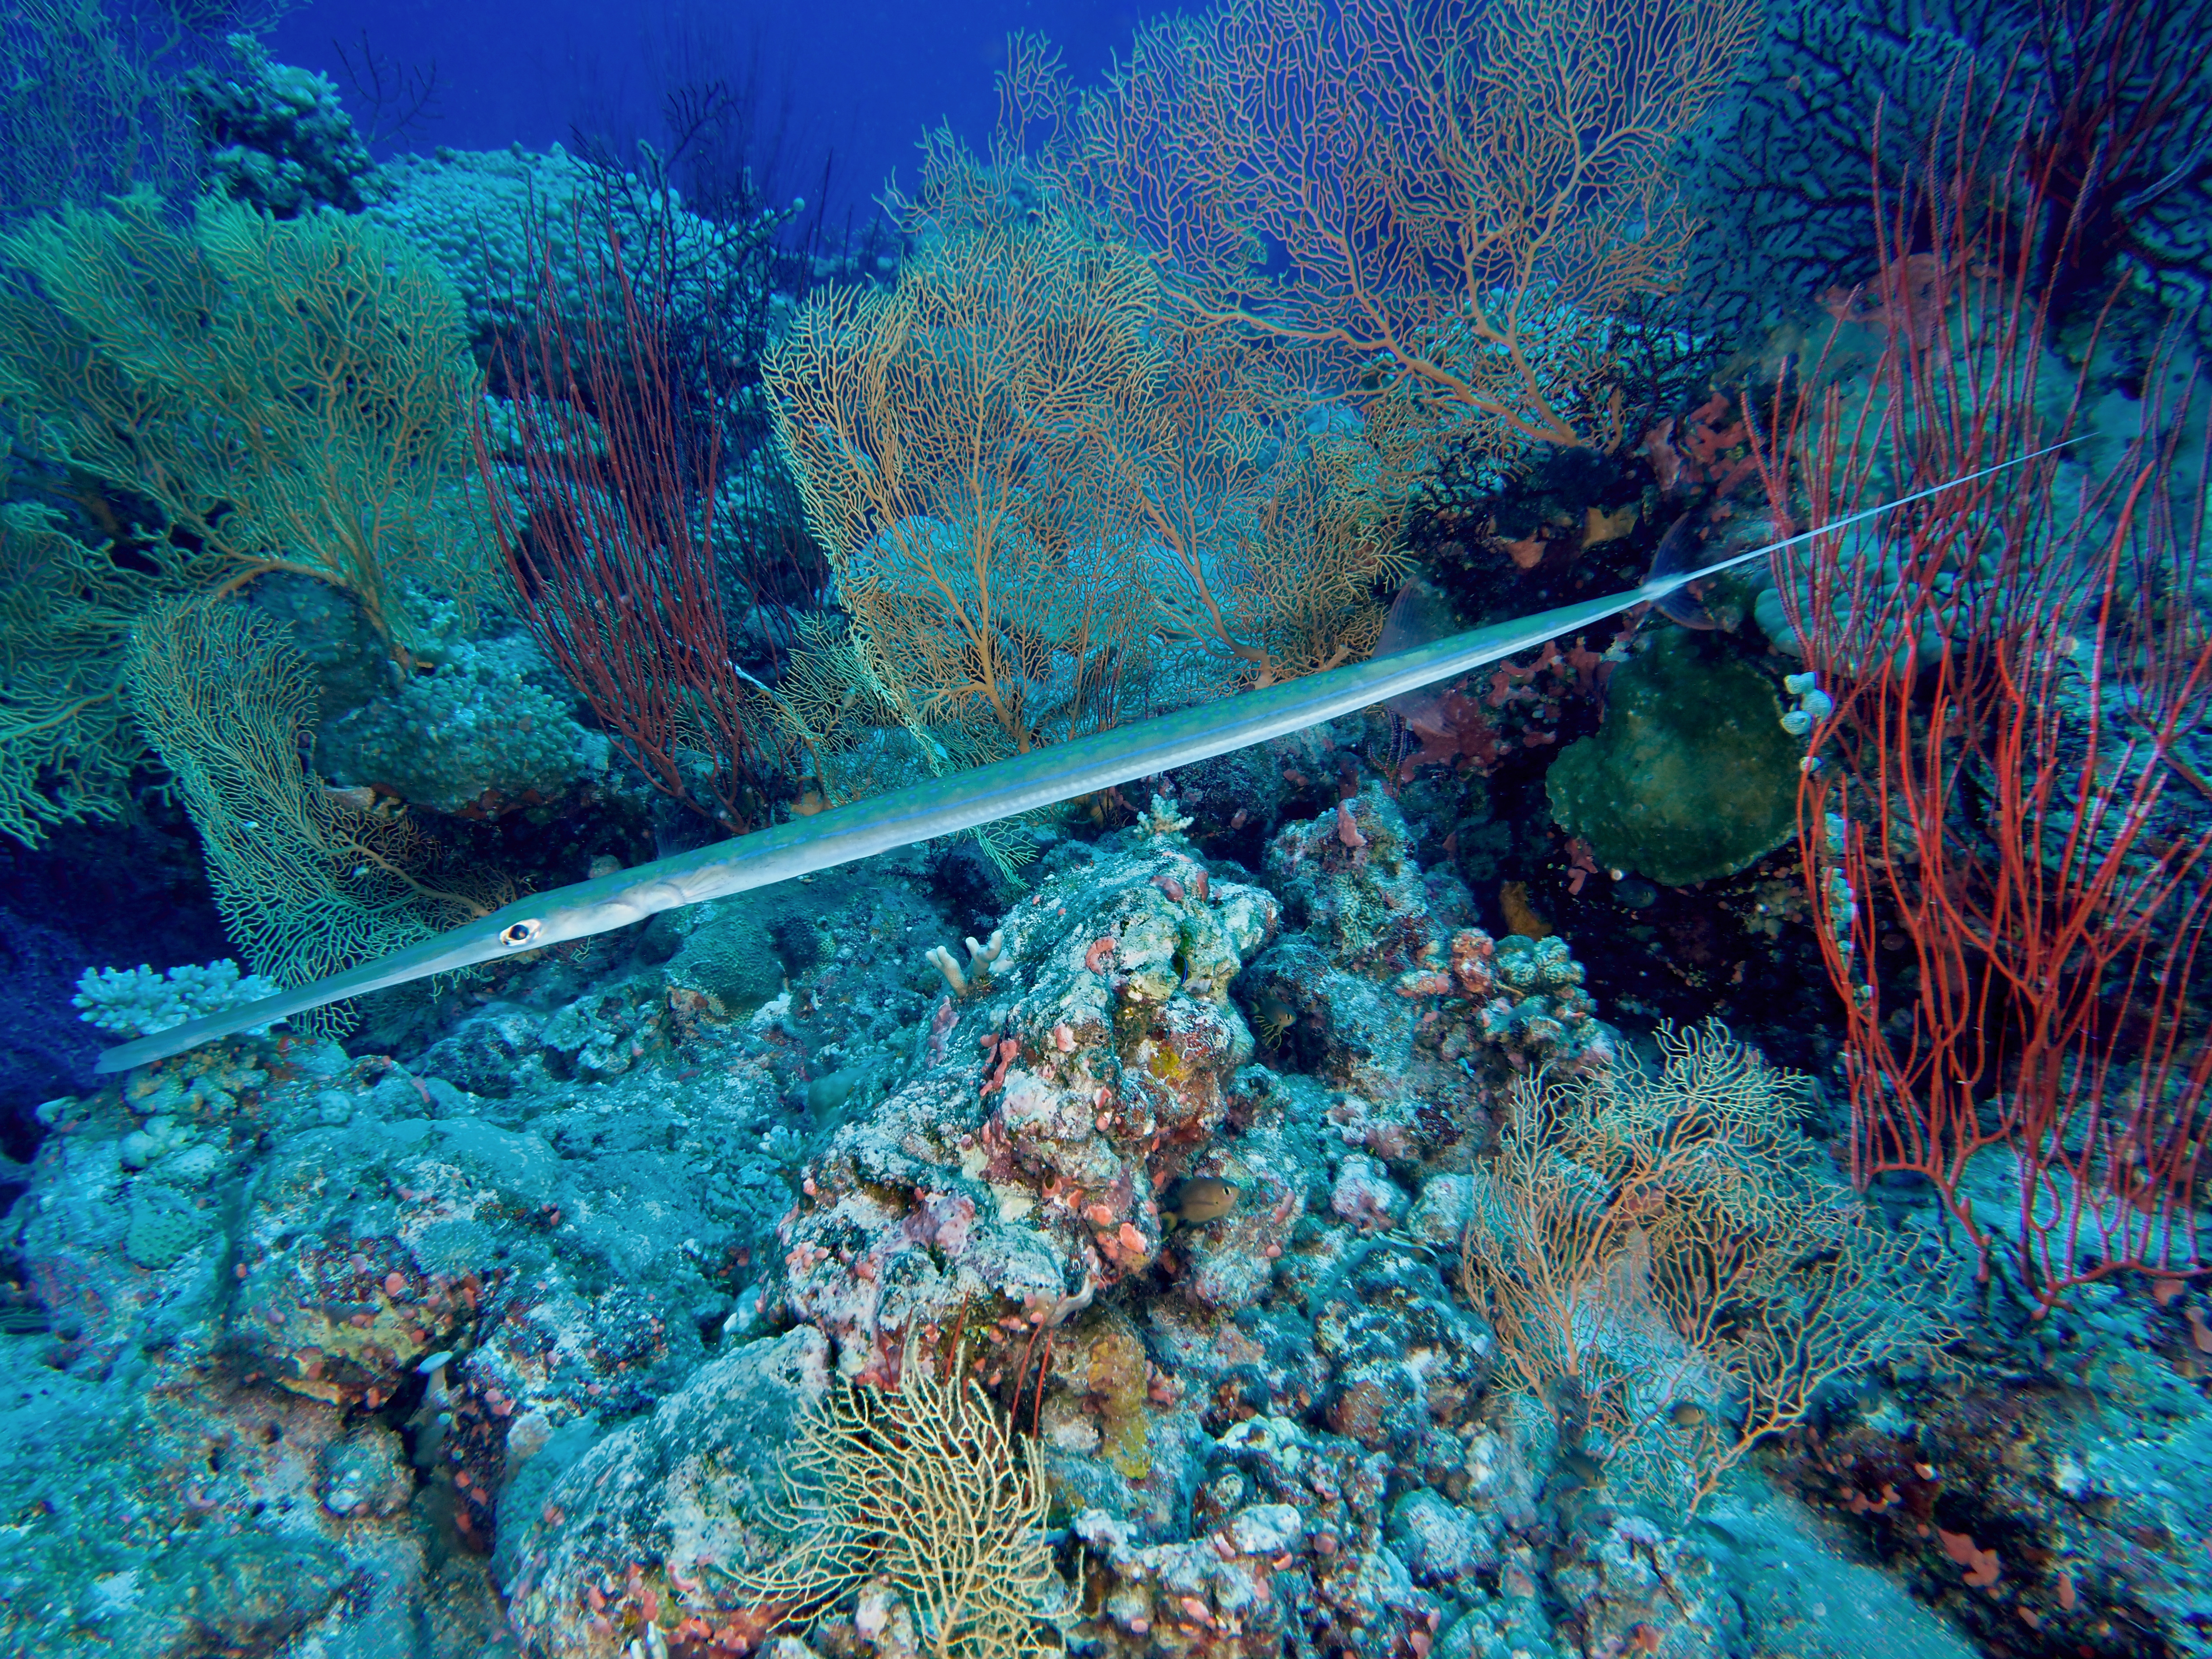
xmin=1162 ymin=1177 xmax=1242 ymax=1228
xmin=1555 ymin=1447 xmax=1608 ymax=1489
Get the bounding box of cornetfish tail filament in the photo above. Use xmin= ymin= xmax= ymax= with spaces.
xmin=94 ymin=442 xmax=2071 ymax=1076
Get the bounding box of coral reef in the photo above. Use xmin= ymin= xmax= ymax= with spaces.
xmin=185 ymin=35 xmax=382 ymax=217
xmin=3 ymin=9 xmax=2208 ymax=1657
xmin=7 ymin=772 xmax=2209 ymax=1659
xmin=314 ymin=618 xmax=604 ymax=819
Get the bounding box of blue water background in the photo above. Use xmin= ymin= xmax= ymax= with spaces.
xmin=264 ymin=0 xmax=1144 ymax=232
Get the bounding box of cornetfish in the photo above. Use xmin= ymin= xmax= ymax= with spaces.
xmin=95 ymin=448 xmax=2059 ymax=1075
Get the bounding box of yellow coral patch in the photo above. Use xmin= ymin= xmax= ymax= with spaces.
xmin=1499 ymin=879 xmax=1555 ymax=940
xmin=1085 ymin=1317 xmax=1153 ymax=1479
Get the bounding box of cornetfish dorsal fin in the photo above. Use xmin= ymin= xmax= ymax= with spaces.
xmin=1645 ymin=507 xmax=1725 ymax=629
xmin=94 ymin=440 xmax=2070 ymax=1075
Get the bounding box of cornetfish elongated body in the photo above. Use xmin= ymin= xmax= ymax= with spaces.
xmin=94 ymin=451 xmax=2057 ymax=1075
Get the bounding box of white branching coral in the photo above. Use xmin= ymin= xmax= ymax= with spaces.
xmin=72 ymin=959 xmax=280 ymax=1039
xmin=926 ymin=929 xmax=1006 ymax=997
xmin=1137 ymin=794 xmax=1193 ymax=841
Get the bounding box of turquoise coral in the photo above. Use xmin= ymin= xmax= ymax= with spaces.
xmin=184 ymin=35 xmax=382 ymax=218
xmin=314 ymin=614 xmax=602 ymax=818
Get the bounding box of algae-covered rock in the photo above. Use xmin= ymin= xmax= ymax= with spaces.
xmin=1545 ymin=629 xmax=1800 ymax=886
xmin=647 ymin=890 xmax=809 ymax=1017
xmin=500 ymin=1327 xmax=834 ymax=1654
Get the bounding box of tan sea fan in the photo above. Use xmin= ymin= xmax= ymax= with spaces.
xmin=724 ymin=1349 xmax=1077 ymax=1659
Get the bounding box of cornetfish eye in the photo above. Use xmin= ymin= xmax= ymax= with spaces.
xmin=500 ymin=920 xmax=542 ymax=948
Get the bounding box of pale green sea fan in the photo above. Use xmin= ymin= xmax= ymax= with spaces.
xmin=124 ymin=600 xmax=506 ymax=1033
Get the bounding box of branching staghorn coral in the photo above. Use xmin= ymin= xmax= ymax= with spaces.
xmin=724 ymin=1353 xmax=1076 ymax=1659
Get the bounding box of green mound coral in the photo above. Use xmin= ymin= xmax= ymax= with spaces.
xmin=1545 ymin=628 xmax=1801 ymax=886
